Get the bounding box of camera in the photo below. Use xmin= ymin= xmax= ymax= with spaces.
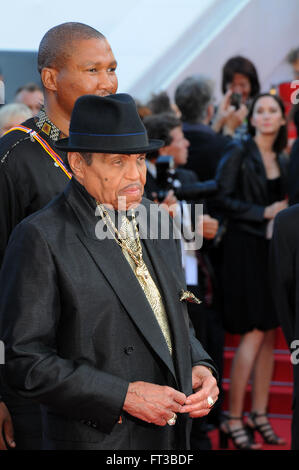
xmin=230 ymin=92 xmax=242 ymax=110
xmin=154 ymin=155 xmax=218 ymax=202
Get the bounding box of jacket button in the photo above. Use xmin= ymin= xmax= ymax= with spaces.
xmin=124 ymin=346 xmax=134 ymax=355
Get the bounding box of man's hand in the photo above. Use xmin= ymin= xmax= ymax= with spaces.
xmin=158 ymin=190 xmax=178 ymax=218
xmin=180 ymin=366 xmax=219 ymax=418
xmin=199 ymin=214 xmax=219 ymax=240
xmin=212 ymin=90 xmax=234 ymax=132
xmin=223 ymin=104 xmax=248 ymax=136
xmin=0 ymin=402 xmax=15 ymax=450
xmin=123 ymin=381 xmax=186 ymax=426
xmin=264 ymin=200 xmax=288 ymax=220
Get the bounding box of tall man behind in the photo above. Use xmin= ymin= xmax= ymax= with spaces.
xmin=0 ymin=22 xmax=118 ymax=450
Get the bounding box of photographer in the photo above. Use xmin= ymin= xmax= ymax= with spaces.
xmin=214 ymin=56 xmax=261 ymax=140
xmin=144 ymin=112 xmax=224 ymax=449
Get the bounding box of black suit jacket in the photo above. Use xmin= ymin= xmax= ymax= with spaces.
xmin=182 ymin=123 xmax=230 ymax=181
xmin=0 ymin=117 xmax=69 ymax=266
xmin=0 ymin=178 xmax=216 ymax=450
xmin=288 ymin=138 xmax=299 ymax=205
xmin=214 ymin=138 xmax=288 ymax=237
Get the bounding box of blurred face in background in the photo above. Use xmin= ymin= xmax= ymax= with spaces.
xmin=250 ymin=95 xmax=285 ymax=137
xmin=159 ymin=126 xmax=189 ymax=167
xmin=15 ymin=89 xmax=44 ymax=115
xmin=227 ymin=73 xmax=251 ymax=103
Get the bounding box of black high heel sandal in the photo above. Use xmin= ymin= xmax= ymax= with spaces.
xmin=219 ymin=415 xmax=261 ymax=450
xmin=247 ymin=412 xmax=286 ymax=445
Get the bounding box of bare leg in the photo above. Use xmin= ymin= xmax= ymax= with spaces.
xmin=251 ymin=329 xmax=276 ymax=412
xmin=248 ymin=328 xmax=286 ymax=444
xmin=229 ymin=329 xmax=264 ymax=417
xmin=222 ymin=329 xmax=264 ymax=448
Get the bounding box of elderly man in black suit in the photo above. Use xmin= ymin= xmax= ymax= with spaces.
xmin=0 ymin=94 xmax=218 ymax=450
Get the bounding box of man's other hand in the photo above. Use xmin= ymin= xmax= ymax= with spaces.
xmin=180 ymin=366 xmax=219 ymax=418
xmin=199 ymin=214 xmax=219 ymax=240
xmin=0 ymin=402 xmax=15 ymax=450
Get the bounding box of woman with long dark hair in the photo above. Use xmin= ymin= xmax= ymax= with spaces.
xmin=213 ymin=56 xmax=261 ymax=140
xmin=215 ymin=93 xmax=288 ymax=449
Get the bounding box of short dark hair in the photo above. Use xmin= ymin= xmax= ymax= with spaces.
xmin=247 ymin=93 xmax=287 ymax=153
xmin=146 ymin=91 xmax=174 ymax=115
xmin=175 ymin=75 xmax=214 ymax=123
xmin=143 ymin=112 xmax=181 ymax=160
xmin=38 ymin=22 xmax=105 ymax=74
xmin=222 ymin=56 xmax=260 ymax=98
xmin=64 ymin=151 xmax=93 ymax=173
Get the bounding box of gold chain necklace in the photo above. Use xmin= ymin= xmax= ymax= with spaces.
xmin=96 ymin=203 xmax=149 ymax=284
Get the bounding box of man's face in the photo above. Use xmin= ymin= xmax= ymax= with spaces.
xmin=53 ymin=38 xmax=118 ymax=117
xmin=70 ymin=152 xmax=147 ymax=210
xmin=15 ymin=90 xmax=44 ymax=115
xmin=160 ymin=126 xmax=189 ymax=167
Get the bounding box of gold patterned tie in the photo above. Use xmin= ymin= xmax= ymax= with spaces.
xmin=119 ymin=216 xmax=173 ymax=355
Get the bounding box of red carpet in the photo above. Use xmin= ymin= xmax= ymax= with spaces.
xmin=210 ymin=327 xmax=293 ymax=450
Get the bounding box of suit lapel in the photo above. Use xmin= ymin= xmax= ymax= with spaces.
xmin=77 ymin=226 xmax=177 ymax=380
xmin=65 ymin=180 xmax=188 ymax=384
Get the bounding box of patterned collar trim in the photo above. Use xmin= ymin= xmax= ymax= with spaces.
xmin=35 ymin=107 xmax=61 ymax=142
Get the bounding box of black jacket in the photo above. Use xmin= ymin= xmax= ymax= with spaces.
xmin=288 ymin=137 xmax=299 ymax=205
xmin=0 ymin=178 xmax=217 ymax=450
xmin=0 ymin=117 xmax=69 ymax=266
xmin=270 ymin=205 xmax=299 ymax=449
xmin=214 ymin=138 xmax=289 ymax=237
xmin=182 ymin=122 xmax=230 ymax=181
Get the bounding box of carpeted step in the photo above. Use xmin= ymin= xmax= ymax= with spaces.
xmin=222 ymin=381 xmax=293 ymax=416
xmin=223 ymin=350 xmax=293 ymax=383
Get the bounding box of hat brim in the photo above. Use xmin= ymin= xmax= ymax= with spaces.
xmin=55 ymin=138 xmax=164 ymax=154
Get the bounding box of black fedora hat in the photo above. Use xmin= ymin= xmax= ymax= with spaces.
xmin=55 ymin=93 xmax=164 ymax=154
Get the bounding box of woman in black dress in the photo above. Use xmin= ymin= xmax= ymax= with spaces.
xmin=215 ymin=93 xmax=288 ymax=449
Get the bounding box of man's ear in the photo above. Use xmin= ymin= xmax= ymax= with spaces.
xmin=159 ymin=146 xmax=168 ymax=156
xmin=68 ymin=152 xmax=84 ymax=181
xmin=41 ymin=67 xmax=58 ymax=92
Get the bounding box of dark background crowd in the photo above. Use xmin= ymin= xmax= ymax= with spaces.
xmin=1 ymin=44 xmax=299 ymax=451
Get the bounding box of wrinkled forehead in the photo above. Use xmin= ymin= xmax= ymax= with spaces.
xmin=63 ymin=37 xmax=115 ymax=66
